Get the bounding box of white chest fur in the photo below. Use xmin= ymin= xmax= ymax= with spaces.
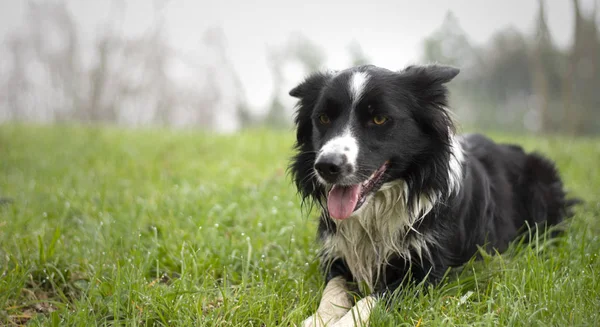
xmin=319 ymin=134 xmax=464 ymax=292
xmin=321 ymin=181 xmax=439 ymax=292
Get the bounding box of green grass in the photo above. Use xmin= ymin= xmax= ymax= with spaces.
xmin=0 ymin=125 xmax=599 ymax=326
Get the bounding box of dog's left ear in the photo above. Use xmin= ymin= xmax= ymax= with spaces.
xmin=398 ymin=64 xmax=459 ymax=107
xmin=399 ymin=64 xmax=460 ymax=139
xmin=402 ymin=64 xmax=460 ymax=85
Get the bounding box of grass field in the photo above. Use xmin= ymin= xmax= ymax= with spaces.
xmin=1 ymin=125 xmax=599 ymax=326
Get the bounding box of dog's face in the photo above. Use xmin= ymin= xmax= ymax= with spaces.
xmin=289 ymin=64 xmax=459 ymax=220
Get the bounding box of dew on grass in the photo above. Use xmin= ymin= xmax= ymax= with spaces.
xmin=271 ymin=207 xmax=278 ymax=215
xmin=42 ymin=212 xmax=48 ymax=217
xmin=214 ymin=223 xmax=219 ymax=228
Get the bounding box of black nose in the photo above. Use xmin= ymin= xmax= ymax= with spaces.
xmin=315 ymin=154 xmax=351 ymax=183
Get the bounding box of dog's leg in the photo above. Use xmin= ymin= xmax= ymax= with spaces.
xmin=302 ymin=277 xmax=353 ymax=327
xmin=330 ymin=296 xmax=376 ymax=327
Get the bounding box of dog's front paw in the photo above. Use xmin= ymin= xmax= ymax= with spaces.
xmin=327 ymin=296 xmax=375 ymax=327
xmin=301 ymin=313 xmax=339 ymax=327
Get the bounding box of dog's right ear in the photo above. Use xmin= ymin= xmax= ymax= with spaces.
xmin=289 ymin=72 xmax=330 ymax=99
xmin=289 ymin=72 xmax=331 ymax=206
xmin=289 ymin=72 xmax=331 ymax=145
xmin=288 ymin=84 xmax=304 ymax=98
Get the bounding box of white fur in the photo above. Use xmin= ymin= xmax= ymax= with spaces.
xmin=329 ymin=296 xmax=376 ymax=327
xmin=448 ymin=133 xmax=465 ymax=194
xmin=302 ymin=277 xmax=352 ymax=327
xmin=302 ymin=277 xmax=376 ymax=327
xmin=318 ymin=133 xmax=464 ymax=292
xmin=321 ymin=180 xmax=439 ymax=293
xmin=349 ymin=72 xmax=369 ymax=104
xmin=317 ymin=129 xmax=359 ymax=175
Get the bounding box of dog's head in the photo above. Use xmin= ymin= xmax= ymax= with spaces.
xmin=289 ymin=64 xmax=460 ymax=220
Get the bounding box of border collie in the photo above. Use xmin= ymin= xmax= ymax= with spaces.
xmin=288 ymin=64 xmax=577 ymax=327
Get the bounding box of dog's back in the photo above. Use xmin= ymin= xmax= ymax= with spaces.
xmin=459 ymin=134 xmax=576 ymax=252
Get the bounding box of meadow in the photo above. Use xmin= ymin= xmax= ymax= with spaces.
xmin=1 ymin=125 xmax=599 ymax=326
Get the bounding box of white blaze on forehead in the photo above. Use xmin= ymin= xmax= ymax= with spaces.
xmin=349 ymin=71 xmax=369 ymax=103
xmin=318 ymin=129 xmax=359 ymax=167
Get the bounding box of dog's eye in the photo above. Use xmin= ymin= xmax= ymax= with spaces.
xmin=372 ymin=115 xmax=388 ymax=125
xmin=319 ymin=114 xmax=331 ymax=125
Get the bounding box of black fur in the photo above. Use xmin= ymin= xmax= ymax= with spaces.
xmin=289 ymin=64 xmax=578 ymax=296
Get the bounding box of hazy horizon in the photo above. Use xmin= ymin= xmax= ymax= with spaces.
xmin=0 ymin=0 xmax=594 ymax=113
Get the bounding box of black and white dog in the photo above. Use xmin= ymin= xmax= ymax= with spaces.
xmin=289 ymin=64 xmax=577 ymax=327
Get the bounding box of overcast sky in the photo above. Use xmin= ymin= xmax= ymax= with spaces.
xmin=0 ymin=0 xmax=594 ymax=111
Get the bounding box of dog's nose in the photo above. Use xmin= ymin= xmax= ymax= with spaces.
xmin=315 ymin=153 xmax=351 ymax=183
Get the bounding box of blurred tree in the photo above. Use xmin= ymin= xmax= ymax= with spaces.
xmin=4 ymin=2 xmax=84 ymax=122
xmin=422 ymin=12 xmax=478 ymax=69
xmin=287 ymin=33 xmax=327 ymax=73
xmin=265 ymin=33 xmax=326 ymax=128
xmin=199 ymin=27 xmax=248 ymax=132
xmin=75 ymin=0 xmax=124 ymax=123
xmin=482 ymin=29 xmax=532 ymax=107
xmin=421 ymin=10 xmax=552 ymax=132
xmin=4 ymin=36 xmax=28 ymax=121
xmin=347 ymin=40 xmax=371 ymax=67
xmin=0 ymin=2 xmax=247 ymax=131
xmin=421 ymin=6 xmax=600 ymax=134
xmin=421 ymin=11 xmax=483 ymax=126
xmin=265 ymin=48 xmax=286 ymax=128
xmin=531 ymin=0 xmax=565 ymax=133
xmin=564 ymin=0 xmax=600 ymax=134
xmin=87 ymin=35 xmax=115 ymax=123
xmin=237 ymin=102 xmax=255 ymax=128
xmin=31 ymin=2 xmax=82 ymax=122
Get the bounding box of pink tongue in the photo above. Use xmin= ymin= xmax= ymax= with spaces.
xmin=327 ymin=185 xmax=361 ymax=220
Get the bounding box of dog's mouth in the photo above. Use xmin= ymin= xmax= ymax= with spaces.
xmin=327 ymin=161 xmax=389 ymax=220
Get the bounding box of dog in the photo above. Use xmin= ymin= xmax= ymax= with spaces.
xmin=288 ymin=64 xmax=577 ymax=327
